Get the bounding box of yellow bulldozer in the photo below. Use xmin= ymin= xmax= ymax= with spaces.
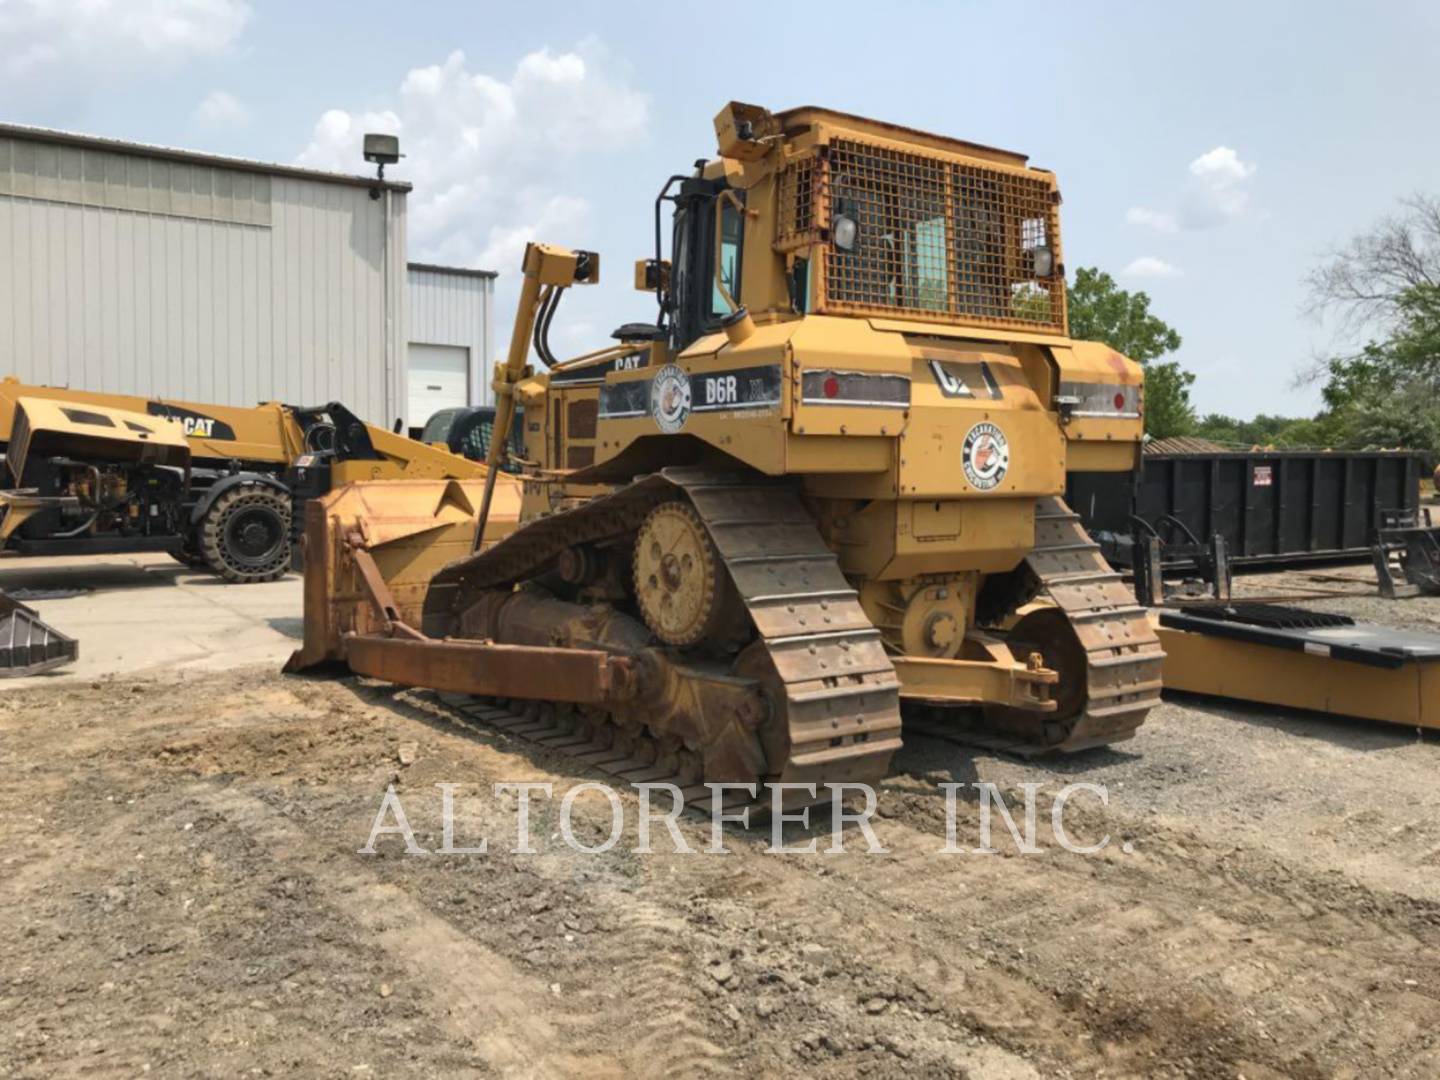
xmin=289 ymin=102 xmax=1165 ymax=797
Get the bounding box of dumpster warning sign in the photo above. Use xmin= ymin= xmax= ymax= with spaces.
xmin=1253 ymin=465 xmax=1273 ymax=487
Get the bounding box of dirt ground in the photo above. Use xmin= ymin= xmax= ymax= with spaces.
xmin=3 ymin=576 xmax=1440 ymax=1077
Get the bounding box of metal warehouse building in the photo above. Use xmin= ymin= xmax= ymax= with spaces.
xmin=0 ymin=123 xmax=496 ymax=430
xmin=406 ymin=262 xmax=496 ymax=424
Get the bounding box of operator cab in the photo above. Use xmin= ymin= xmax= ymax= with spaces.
xmin=664 ymin=177 xmax=748 ymax=351
xmin=637 ymin=103 xmax=1068 ymax=357
xmin=419 ymin=405 xmax=524 ymax=471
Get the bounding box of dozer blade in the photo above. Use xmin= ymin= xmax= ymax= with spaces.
xmin=0 ymin=589 xmax=78 ymax=677
xmin=284 ymin=475 xmax=522 ymax=672
xmin=284 ymin=471 xmax=897 ymax=802
xmin=1155 ymin=604 xmax=1440 ymax=730
xmin=284 ymin=475 xmax=777 ymax=794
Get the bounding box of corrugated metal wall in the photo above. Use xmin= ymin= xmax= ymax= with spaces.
xmin=0 ymin=131 xmax=408 ymax=427
xmin=407 ymin=264 xmax=495 ymax=406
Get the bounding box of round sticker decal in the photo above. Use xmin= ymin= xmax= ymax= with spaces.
xmin=962 ymin=422 xmax=1010 ymax=491
xmin=650 ymin=364 xmax=692 ymax=434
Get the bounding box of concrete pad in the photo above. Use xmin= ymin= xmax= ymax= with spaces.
xmin=0 ymin=553 xmax=301 ymax=687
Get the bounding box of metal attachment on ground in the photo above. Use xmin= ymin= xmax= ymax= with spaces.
xmin=1372 ymin=508 xmax=1440 ymax=599
xmin=1132 ymin=520 xmax=1231 ymax=608
xmin=1155 ymin=602 xmax=1440 ymax=730
xmin=0 ymin=589 xmax=78 ymax=677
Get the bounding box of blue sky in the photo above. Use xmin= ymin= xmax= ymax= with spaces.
xmin=4 ymin=0 xmax=1438 ymax=418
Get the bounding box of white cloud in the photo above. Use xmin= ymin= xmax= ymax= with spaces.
xmin=1122 ymin=256 xmax=1182 ymax=279
xmin=1189 ymin=146 xmax=1255 ymax=185
xmin=194 ymin=89 xmax=248 ymax=129
xmin=1179 ymin=145 xmax=1256 ymax=227
xmin=1125 ymin=206 xmax=1178 ymax=233
xmin=1128 ymin=144 xmax=1257 ymax=232
xmin=295 ymin=45 xmax=649 ymax=271
xmin=0 ymin=0 xmax=251 ymax=85
xmin=554 ymin=319 xmax=599 ymax=351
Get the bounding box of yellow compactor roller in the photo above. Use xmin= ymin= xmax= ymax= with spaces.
xmin=291 ymin=103 xmax=1164 ymax=796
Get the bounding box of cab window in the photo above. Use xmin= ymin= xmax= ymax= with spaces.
xmin=907 ymin=216 xmax=949 ymax=311
xmin=419 ymin=408 xmax=461 ymax=445
xmin=709 ymin=198 xmax=743 ymax=317
xmin=462 ymin=410 xmax=524 ymax=469
xmin=430 ymin=407 xmax=525 ymax=473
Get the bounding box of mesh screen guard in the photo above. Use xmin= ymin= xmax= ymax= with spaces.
xmin=778 ymin=137 xmax=1066 ymax=333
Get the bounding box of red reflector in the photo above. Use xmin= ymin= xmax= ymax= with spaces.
xmin=1113 ymin=392 xmax=1126 ymax=410
xmin=823 ymin=376 xmax=840 ymax=399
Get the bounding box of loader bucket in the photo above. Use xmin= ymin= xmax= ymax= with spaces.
xmin=0 ymin=590 xmax=78 ymax=677
xmin=284 ymin=475 xmax=523 ymax=672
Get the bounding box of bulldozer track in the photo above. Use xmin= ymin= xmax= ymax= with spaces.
xmin=907 ymin=496 xmax=1163 ymax=757
xmin=1018 ymin=496 xmax=1164 ymax=750
xmin=427 ymin=467 xmax=903 ymax=797
xmin=436 ymin=691 xmax=763 ymax=813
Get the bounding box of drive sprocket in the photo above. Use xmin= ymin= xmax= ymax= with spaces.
xmin=632 ymin=499 xmax=736 ymax=647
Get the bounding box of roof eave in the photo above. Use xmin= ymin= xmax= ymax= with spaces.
xmin=0 ymin=120 xmax=413 ymax=193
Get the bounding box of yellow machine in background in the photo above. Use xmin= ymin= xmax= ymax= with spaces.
xmin=0 ymin=377 xmax=494 ymax=582
xmin=292 ymin=102 xmax=1164 ymax=797
xmin=0 ymin=396 xmax=194 ymax=546
xmin=0 ymin=376 xmax=493 ymax=485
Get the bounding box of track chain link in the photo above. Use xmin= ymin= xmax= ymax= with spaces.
xmin=425 ymin=468 xmax=902 ymax=792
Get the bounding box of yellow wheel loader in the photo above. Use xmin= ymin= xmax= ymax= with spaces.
xmin=290 ymin=102 xmax=1165 ymax=798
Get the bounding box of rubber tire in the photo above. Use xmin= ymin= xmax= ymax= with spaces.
xmin=198 ymin=485 xmax=292 ymax=584
xmin=168 ymin=546 xmax=208 ymax=570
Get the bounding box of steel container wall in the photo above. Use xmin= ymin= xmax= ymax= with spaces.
xmin=1069 ymin=450 xmax=1428 ymax=565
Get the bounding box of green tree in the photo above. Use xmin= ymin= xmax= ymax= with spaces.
xmin=1316 ymin=284 xmax=1440 ymax=452
xmin=1141 ymin=362 xmax=1197 ymax=441
xmin=1305 ymin=195 xmax=1440 ymax=454
xmin=1193 ymin=411 xmax=1337 ymax=449
xmin=1068 ymin=266 xmax=1182 ymax=363
xmin=1067 ymin=266 xmax=1195 ymax=438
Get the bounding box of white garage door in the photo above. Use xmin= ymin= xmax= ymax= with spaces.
xmin=408 ymin=343 xmax=470 ymax=428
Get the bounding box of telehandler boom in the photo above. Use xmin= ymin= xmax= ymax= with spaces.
xmin=0 ymin=378 xmax=496 ymax=583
